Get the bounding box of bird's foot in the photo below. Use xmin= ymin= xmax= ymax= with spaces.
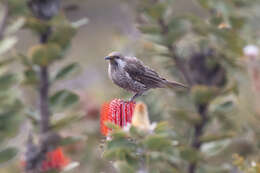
xmin=129 ymin=92 xmax=143 ymax=102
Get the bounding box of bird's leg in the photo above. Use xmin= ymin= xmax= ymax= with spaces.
xmin=130 ymin=92 xmax=143 ymax=101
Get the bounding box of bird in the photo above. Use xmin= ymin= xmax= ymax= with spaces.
xmin=105 ymin=51 xmax=188 ymax=101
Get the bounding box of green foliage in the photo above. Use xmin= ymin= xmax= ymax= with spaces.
xmin=50 ymin=90 xmax=79 ymax=112
xmin=54 ymin=63 xmax=79 ymax=81
xmin=0 ymin=148 xmax=18 ymax=164
xmin=0 ymin=0 xmax=25 ymax=165
xmin=29 ymin=43 xmax=62 ymax=66
xmin=103 ymin=0 xmax=260 ymax=172
xmin=102 ymin=122 xmax=181 ymax=172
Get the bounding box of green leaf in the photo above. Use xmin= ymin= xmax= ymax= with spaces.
xmin=114 ymin=161 xmax=135 ymax=173
xmin=201 ymin=139 xmax=231 ymax=157
xmin=129 ymin=125 xmax=146 ymax=138
xmin=49 ymin=25 xmax=76 ymax=49
xmin=0 ymin=148 xmax=17 ymax=164
xmin=154 ymin=121 xmax=168 ymax=134
xmin=145 ymin=3 xmax=166 ymax=20
xmin=0 ymin=58 xmax=15 ymax=67
xmin=197 ymin=0 xmax=211 ymax=9
xmin=0 ymin=37 xmax=17 ymax=55
xmin=25 ymin=17 xmax=50 ymax=34
xmin=23 ymin=68 xmax=38 ymax=85
xmin=107 ymin=139 xmax=136 ymax=151
xmin=60 ymin=136 xmax=81 ymax=146
xmin=143 ymin=135 xmax=171 ymax=151
xmin=54 ymin=63 xmax=79 ymax=81
xmin=111 ymin=130 xmax=129 ymax=139
xmin=209 ymin=95 xmax=236 ymax=115
xmin=200 ymin=132 xmax=235 ymax=143
xmin=166 ymin=17 xmax=189 ymax=44
xmin=179 ymin=146 xmax=200 ymax=162
xmin=191 ymin=85 xmax=218 ymax=105
xmin=0 ymin=73 xmax=16 ymax=90
xmin=105 ymin=122 xmax=121 ymax=130
xmin=103 ymin=148 xmax=128 ymax=160
xmin=5 ymin=17 xmax=25 ymax=35
xmin=51 ymin=115 xmax=81 ymax=130
xmin=29 ymin=43 xmax=62 ymax=66
xmin=49 ymin=90 xmax=79 ymax=111
xmin=138 ymin=25 xmax=161 ymax=34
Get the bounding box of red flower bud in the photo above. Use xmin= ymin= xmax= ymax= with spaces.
xmin=100 ymin=99 xmax=136 ymax=136
xmin=40 ymin=147 xmax=70 ymax=172
xmin=21 ymin=147 xmax=70 ymax=172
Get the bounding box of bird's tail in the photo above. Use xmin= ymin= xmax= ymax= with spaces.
xmin=165 ymin=80 xmax=189 ymax=89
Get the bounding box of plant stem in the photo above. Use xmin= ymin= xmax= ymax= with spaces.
xmin=39 ymin=27 xmax=51 ymax=133
xmin=39 ymin=66 xmax=50 ymax=133
xmin=188 ymin=104 xmax=208 ymax=173
xmin=158 ymin=17 xmax=209 ymax=173
xmin=39 ymin=26 xmax=51 ymax=134
xmin=0 ymin=3 xmax=8 ymax=40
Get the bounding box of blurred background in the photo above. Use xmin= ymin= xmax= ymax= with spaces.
xmin=1 ymin=0 xmax=260 ymax=173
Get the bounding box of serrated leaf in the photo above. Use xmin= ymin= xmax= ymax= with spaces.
xmin=138 ymin=25 xmax=161 ymax=34
xmin=54 ymin=63 xmax=79 ymax=81
xmin=0 ymin=73 xmax=16 ymax=90
xmin=200 ymin=132 xmax=235 ymax=143
xmin=0 ymin=37 xmax=17 ymax=55
xmin=209 ymin=95 xmax=236 ymax=115
xmin=197 ymin=0 xmax=211 ymax=8
xmin=201 ymin=139 xmax=231 ymax=157
xmin=191 ymin=85 xmax=218 ymax=105
xmin=0 ymin=148 xmax=17 ymax=164
xmin=60 ymin=136 xmax=81 ymax=146
xmin=103 ymin=148 xmax=125 ymax=160
xmin=129 ymin=126 xmax=146 ymax=138
xmin=103 ymin=148 xmax=136 ymax=162
xmin=145 ymin=3 xmax=166 ymax=20
xmin=111 ymin=130 xmax=128 ymax=139
xmin=25 ymin=17 xmax=50 ymax=34
xmin=166 ymin=17 xmax=189 ymax=44
xmin=154 ymin=121 xmax=168 ymax=134
xmin=179 ymin=146 xmax=200 ymax=162
xmin=4 ymin=17 xmax=25 ymax=35
xmin=51 ymin=115 xmax=81 ymax=130
xmin=23 ymin=68 xmax=38 ymax=85
xmin=0 ymin=58 xmax=15 ymax=67
xmin=49 ymin=90 xmax=79 ymax=111
xmin=29 ymin=43 xmax=62 ymax=66
xmin=107 ymin=139 xmax=136 ymax=151
xmin=49 ymin=25 xmax=76 ymax=49
xmin=105 ymin=122 xmax=121 ymax=130
xmin=143 ymin=135 xmax=171 ymax=151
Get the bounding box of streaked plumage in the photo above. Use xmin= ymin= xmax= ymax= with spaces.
xmin=105 ymin=52 xmax=188 ymax=101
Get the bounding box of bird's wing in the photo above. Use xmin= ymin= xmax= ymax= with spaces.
xmin=124 ymin=57 xmax=167 ymax=88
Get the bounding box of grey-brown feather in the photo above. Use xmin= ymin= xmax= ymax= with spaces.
xmin=123 ymin=56 xmax=173 ymax=88
xmin=107 ymin=53 xmax=187 ymax=100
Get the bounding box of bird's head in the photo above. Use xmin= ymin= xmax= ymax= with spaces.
xmin=104 ymin=51 xmax=126 ymax=67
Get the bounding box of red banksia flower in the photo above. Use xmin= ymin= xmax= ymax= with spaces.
xmin=100 ymin=99 xmax=136 ymax=136
xmin=22 ymin=147 xmax=70 ymax=172
xmin=40 ymin=147 xmax=70 ymax=172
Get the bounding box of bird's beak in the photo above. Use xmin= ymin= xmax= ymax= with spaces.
xmin=105 ymin=56 xmax=112 ymax=60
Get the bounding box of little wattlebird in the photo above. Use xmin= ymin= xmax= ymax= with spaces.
xmin=105 ymin=52 xmax=188 ymax=101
